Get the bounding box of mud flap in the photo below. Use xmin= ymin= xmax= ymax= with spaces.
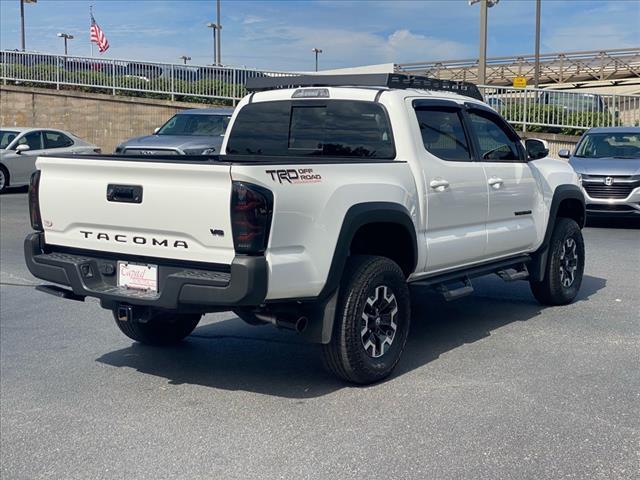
xmin=298 ymin=289 xmax=339 ymax=344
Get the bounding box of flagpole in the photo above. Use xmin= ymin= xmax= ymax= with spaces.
xmin=89 ymin=5 xmax=94 ymax=57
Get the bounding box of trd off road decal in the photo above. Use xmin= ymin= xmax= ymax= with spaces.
xmin=266 ymin=168 xmax=322 ymax=184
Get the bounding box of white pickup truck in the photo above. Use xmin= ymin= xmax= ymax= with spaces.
xmin=25 ymin=74 xmax=586 ymax=384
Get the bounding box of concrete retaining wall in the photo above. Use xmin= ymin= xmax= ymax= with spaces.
xmin=0 ymin=85 xmax=216 ymax=153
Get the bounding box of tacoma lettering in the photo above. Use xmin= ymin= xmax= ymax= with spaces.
xmin=79 ymin=231 xmax=188 ymax=248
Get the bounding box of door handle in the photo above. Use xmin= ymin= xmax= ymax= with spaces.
xmin=488 ymin=177 xmax=504 ymax=189
xmin=429 ymin=178 xmax=450 ymax=192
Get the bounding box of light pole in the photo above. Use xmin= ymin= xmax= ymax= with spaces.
xmin=469 ymin=0 xmax=500 ymax=85
xmin=180 ymin=55 xmax=191 ymax=65
xmin=20 ymin=0 xmax=38 ymax=51
xmin=312 ymin=48 xmax=323 ymax=72
xmin=216 ymin=0 xmax=222 ymax=66
xmin=57 ymin=32 xmax=74 ymax=55
xmin=206 ymin=22 xmax=218 ymax=65
xmin=534 ymin=0 xmax=541 ymax=87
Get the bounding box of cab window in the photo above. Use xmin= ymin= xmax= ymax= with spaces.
xmin=468 ymin=110 xmax=523 ymax=162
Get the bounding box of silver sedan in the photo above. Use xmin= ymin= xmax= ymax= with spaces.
xmin=0 ymin=127 xmax=100 ymax=193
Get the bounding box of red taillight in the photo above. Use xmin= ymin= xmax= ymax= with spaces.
xmin=28 ymin=170 xmax=43 ymax=231
xmin=230 ymin=181 xmax=273 ymax=255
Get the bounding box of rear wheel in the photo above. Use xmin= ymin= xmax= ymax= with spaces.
xmin=530 ymin=217 xmax=585 ymax=305
xmin=113 ymin=310 xmax=202 ymax=345
xmin=0 ymin=166 xmax=9 ymax=194
xmin=322 ymin=255 xmax=411 ymax=384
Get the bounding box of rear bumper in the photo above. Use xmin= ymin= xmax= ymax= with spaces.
xmin=24 ymin=233 xmax=268 ymax=311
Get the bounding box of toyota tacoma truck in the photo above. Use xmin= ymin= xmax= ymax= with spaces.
xmin=25 ymin=74 xmax=586 ymax=384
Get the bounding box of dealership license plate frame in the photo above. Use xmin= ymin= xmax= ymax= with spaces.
xmin=117 ymin=261 xmax=158 ymax=293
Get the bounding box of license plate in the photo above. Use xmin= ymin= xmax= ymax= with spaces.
xmin=117 ymin=261 xmax=158 ymax=292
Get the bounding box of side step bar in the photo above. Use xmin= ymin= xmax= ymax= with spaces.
xmin=496 ymin=265 xmax=529 ymax=282
xmin=436 ymin=278 xmax=474 ymax=302
xmin=36 ymin=284 xmax=86 ymax=302
xmin=411 ymin=255 xmax=531 ymax=301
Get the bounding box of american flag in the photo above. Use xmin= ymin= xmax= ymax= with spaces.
xmin=90 ymin=13 xmax=109 ymax=53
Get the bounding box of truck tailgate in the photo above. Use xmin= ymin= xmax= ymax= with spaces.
xmin=37 ymin=156 xmax=235 ymax=265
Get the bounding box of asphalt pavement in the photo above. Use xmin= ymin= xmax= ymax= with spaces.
xmin=1 ymin=188 xmax=639 ymax=480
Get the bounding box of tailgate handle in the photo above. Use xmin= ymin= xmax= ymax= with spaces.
xmin=107 ymin=184 xmax=143 ymax=204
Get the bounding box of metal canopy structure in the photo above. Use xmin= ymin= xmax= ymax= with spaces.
xmin=396 ymin=48 xmax=640 ymax=86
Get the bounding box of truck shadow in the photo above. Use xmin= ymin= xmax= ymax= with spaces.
xmin=96 ymin=274 xmax=606 ymax=399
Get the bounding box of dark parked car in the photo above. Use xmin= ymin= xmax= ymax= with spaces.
xmin=538 ymin=91 xmax=610 ymax=114
xmin=561 ymin=127 xmax=640 ymax=217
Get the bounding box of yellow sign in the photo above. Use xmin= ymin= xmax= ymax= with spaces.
xmin=513 ymin=76 xmax=527 ymax=88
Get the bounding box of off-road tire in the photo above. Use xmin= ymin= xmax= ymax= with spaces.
xmin=113 ymin=311 xmax=202 ymax=345
xmin=322 ymin=255 xmax=411 ymax=384
xmin=530 ymin=217 xmax=585 ymax=305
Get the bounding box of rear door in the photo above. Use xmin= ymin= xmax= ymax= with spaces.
xmin=411 ymin=100 xmax=489 ymax=272
xmin=465 ymin=107 xmax=538 ymax=258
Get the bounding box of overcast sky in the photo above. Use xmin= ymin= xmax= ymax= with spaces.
xmin=1 ymin=0 xmax=638 ymax=71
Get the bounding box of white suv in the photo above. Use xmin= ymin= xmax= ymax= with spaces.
xmin=25 ymin=74 xmax=585 ymax=384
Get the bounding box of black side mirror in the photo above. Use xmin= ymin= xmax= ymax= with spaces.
xmin=525 ymin=138 xmax=549 ymax=161
xmin=558 ymin=149 xmax=571 ymax=159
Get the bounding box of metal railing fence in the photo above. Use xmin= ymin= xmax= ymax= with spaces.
xmin=1 ymin=50 xmax=295 ymax=104
xmin=478 ymin=85 xmax=640 ymax=133
xmin=2 ymin=50 xmax=639 ymax=132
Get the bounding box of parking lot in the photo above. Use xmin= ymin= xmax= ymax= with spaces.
xmin=1 ymin=188 xmax=638 ymax=479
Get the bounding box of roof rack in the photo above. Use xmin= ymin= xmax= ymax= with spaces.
xmin=245 ymin=73 xmax=483 ymax=101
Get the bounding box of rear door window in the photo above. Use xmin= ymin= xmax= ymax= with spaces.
xmin=43 ymin=131 xmax=74 ymax=149
xmin=414 ymin=107 xmax=471 ymax=161
xmin=226 ymin=100 xmax=395 ymax=159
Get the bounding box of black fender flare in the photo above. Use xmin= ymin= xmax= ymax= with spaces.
xmin=299 ymin=202 xmax=417 ymax=344
xmin=317 ymin=201 xmax=418 ymax=301
xmin=530 ymin=184 xmax=585 ymax=282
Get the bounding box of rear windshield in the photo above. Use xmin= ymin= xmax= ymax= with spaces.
xmin=225 ymin=100 xmax=395 ymax=159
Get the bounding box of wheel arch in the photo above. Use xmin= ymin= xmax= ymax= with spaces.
xmin=317 ymin=202 xmax=417 ymax=301
xmin=530 ymin=184 xmax=585 ymax=282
